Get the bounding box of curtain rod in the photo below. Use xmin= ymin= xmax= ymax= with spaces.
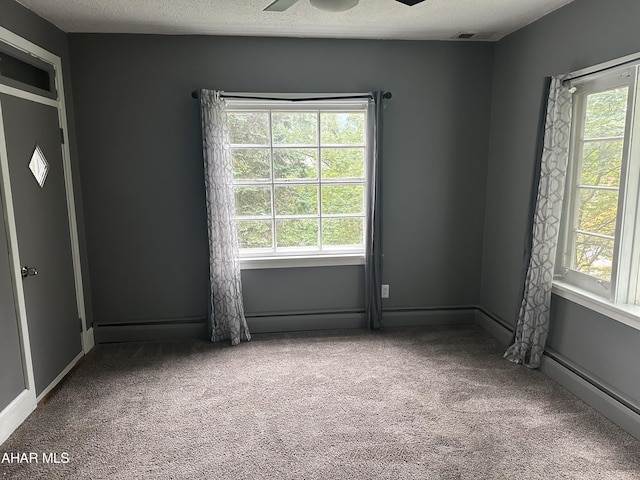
xmin=191 ymin=91 xmax=392 ymax=101
xmin=562 ymin=55 xmax=640 ymax=86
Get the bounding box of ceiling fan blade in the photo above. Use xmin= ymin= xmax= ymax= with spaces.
xmin=264 ymin=0 xmax=300 ymax=11
xmin=394 ymin=0 xmax=426 ymax=5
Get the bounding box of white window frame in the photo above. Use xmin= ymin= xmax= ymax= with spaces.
xmin=226 ymin=96 xmax=369 ymax=270
xmin=554 ymin=55 xmax=640 ymax=332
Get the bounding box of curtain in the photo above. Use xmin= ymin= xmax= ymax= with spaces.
xmin=199 ymin=89 xmax=251 ymax=346
xmin=365 ymin=91 xmax=384 ymax=330
xmin=504 ymin=76 xmax=572 ymax=368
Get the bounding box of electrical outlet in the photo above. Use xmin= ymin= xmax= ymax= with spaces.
xmin=381 ymin=284 xmax=390 ymax=298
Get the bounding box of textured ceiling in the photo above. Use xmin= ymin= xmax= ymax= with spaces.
xmin=17 ymin=0 xmax=575 ymax=41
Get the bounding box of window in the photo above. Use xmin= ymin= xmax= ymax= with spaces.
xmin=0 ymin=43 xmax=56 ymax=97
xmin=226 ymin=98 xmax=369 ymax=267
xmin=558 ymin=62 xmax=640 ymax=309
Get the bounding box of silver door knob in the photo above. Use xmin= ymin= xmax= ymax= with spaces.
xmin=21 ymin=266 xmax=38 ymax=278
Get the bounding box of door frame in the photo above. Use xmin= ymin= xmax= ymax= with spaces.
xmin=0 ymin=26 xmax=93 ymax=445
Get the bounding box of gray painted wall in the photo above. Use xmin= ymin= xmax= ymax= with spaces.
xmin=548 ymin=296 xmax=640 ymax=405
xmin=2 ymin=0 xmax=639 ymax=437
xmin=481 ymin=0 xmax=640 ymax=408
xmin=67 ymin=35 xmax=494 ymax=333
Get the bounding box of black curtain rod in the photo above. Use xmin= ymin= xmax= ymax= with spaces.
xmin=562 ymin=56 xmax=640 ymax=86
xmin=191 ymin=91 xmax=392 ymax=101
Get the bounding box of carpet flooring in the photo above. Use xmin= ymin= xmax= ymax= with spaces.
xmin=1 ymin=325 xmax=639 ymax=479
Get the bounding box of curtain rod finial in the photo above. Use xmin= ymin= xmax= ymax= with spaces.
xmin=191 ymin=91 xmax=198 ymax=99
xmin=383 ymin=91 xmax=392 ymax=99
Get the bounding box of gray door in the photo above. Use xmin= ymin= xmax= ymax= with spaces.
xmin=1 ymin=93 xmax=81 ymax=396
xmin=0 ymin=192 xmax=25 ymax=410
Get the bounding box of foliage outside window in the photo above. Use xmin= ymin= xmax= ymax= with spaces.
xmin=559 ymin=64 xmax=640 ymax=307
xmin=226 ymin=100 xmax=368 ymax=263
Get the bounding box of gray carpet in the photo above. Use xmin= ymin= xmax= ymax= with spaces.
xmin=1 ymin=325 xmax=639 ymax=479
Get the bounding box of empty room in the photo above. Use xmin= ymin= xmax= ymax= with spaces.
xmin=1 ymin=0 xmax=640 ymax=478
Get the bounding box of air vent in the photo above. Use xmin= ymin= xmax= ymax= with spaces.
xmin=450 ymin=32 xmax=497 ymax=41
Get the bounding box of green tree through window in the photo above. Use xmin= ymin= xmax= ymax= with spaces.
xmin=227 ymin=103 xmax=367 ymax=257
xmin=571 ymin=87 xmax=627 ymax=281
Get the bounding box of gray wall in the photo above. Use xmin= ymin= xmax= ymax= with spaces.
xmin=482 ymin=0 xmax=640 ymax=408
xmin=3 ymin=0 xmax=639 ymax=435
xmin=68 ymin=35 xmax=494 ymax=335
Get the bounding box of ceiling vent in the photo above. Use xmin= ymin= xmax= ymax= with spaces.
xmin=451 ymin=32 xmax=497 ymax=41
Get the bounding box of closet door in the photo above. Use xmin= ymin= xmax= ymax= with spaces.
xmin=0 ymin=192 xmax=24 ymax=411
xmin=1 ymin=93 xmax=82 ymax=395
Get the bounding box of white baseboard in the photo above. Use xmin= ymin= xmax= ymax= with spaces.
xmin=82 ymin=326 xmax=95 ymax=353
xmin=2 ymin=334 xmax=91 ymax=446
xmin=36 ymin=351 xmax=84 ymax=402
xmin=0 ymin=389 xmax=36 ymax=445
xmin=1 ymin=344 xmax=87 ymax=445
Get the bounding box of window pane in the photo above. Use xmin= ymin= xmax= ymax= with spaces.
xmin=573 ymin=233 xmax=614 ymax=281
xmin=276 ymin=219 xmax=318 ymax=248
xmin=321 ymin=112 xmax=365 ymax=145
xmin=231 ymin=148 xmax=271 ymax=180
xmin=321 ymin=148 xmax=365 ymax=179
xmin=274 ymin=149 xmax=318 ymax=179
xmin=272 ymin=112 xmax=317 ymax=145
xmin=227 ymin=112 xmax=269 ymax=145
xmin=235 ymin=187 xmax=271 ymax=216
xmin=581 ymin=140 xmax=622 ymax=187
xmin=237 ymin=220 xmax=272 ymax=249
xmin=584 ymin=87 xmax=628 ymax=139
xmin=577 ymin=188 xmax=619 ymax=237
xmin=322 ymin=185 xmax=364 ymax=214
xmin=275 ymin=186 xmax=318 ymax=215
xmin=322 ymin=218 xmax=364 ymax=247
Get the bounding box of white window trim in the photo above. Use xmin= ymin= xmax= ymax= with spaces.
xmin=240 ymin=253 xmax=364 ymax=270
xmin=552 ymin=52 xmax=640 ymax=331
xmin=558 ymin=69 xmax=634 ymax=298
xmin=227 ymin=94 xmax=370 ymax=267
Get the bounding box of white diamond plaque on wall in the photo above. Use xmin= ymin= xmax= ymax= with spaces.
xmin=29 ymin=145 xmax=49 ymax=188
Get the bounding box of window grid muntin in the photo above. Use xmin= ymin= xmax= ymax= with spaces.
xmin=229 ymin=105 xmax=367 ymax=257
xmin=317 ymin=111 xmax=323 ymax=251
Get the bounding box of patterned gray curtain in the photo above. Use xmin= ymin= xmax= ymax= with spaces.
xmin=504 ymin=76 xmax=572 ymax=368
xmin=365 ymin=92 xmax=384 ymax=330
xmin=199 ymin=89 xmax=251 ymax=345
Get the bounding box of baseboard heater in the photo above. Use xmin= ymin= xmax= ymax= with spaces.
xmin=94 ymin=307 xmax=478 ymax=342
xmin=475 ymin=307 xmax=640 ymax=440
xmin=94 ymin=318 xmax=208 ymax=343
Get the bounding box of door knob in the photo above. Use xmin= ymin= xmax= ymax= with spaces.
xmin=21 ymin=266 xmax=38 ymax=278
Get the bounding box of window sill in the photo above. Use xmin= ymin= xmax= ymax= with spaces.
xmin=240 ymin=254 xmax=365 ymax=270
xmin=552 ymin=280 xmax=640 ymax=332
